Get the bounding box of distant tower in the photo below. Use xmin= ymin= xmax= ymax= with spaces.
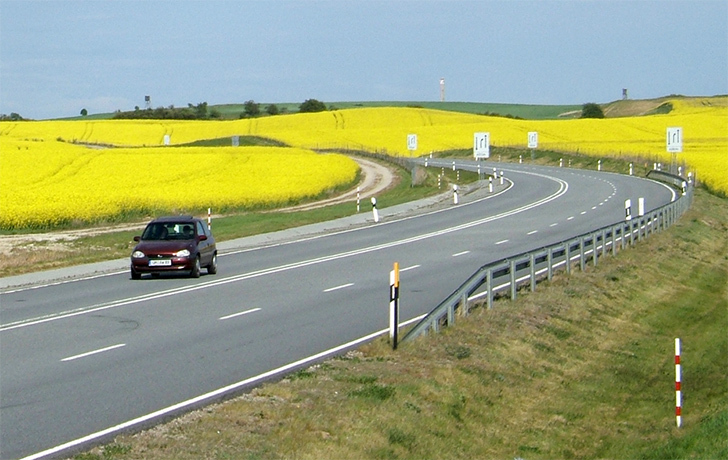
xmin=622 ymin=88 xmax=628 ymax=100
xmin=144 ymin=95 xmax=151 ymax=109
xmin=440 ymin=78 xmax=445 ymax=102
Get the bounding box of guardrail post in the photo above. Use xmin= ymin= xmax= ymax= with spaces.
xmin=461 ymin=292 xmax=469 ymax=316
xmin=565 ymin=242 xmax=572 ymax=275
xmin=486 ymin=269 xmax=493 ymax=309
xmin=510 ymin=260 xmax=517 ymax=300
xmin=580 ymin=237 xmax=586 ymax=271
xmin=612 ymin=225 xmax=618 ymax=256
xmin=447 ymin=303 xmax=455 ymax=327
xmin=547 ymin=247 xmax=553 ymax=281
xmin=593 ymin=233 xmax=599 ymax=267
xmin=530 ymin=253 xmax=536 ymax=292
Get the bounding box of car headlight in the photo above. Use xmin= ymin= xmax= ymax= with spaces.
xmin=132 ymin=250 xmax=145 ymax=259
xmin=175 ymin=249 xmax=191 ymax=258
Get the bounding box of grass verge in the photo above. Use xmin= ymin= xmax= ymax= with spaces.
xmin=73 ymin=188 xmax=726 ymax=459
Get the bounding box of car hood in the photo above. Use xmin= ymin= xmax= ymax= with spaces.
xmin=133 ymin=240 xmax=195 ymax=255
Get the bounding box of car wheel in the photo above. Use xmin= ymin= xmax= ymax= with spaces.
xmin=207 ymin=253 xmax=218 ymax=275
xmin=190 ymin=255 xmax=201 ymax=278
xmin=131 ymin=268 xmax=141 ymax=280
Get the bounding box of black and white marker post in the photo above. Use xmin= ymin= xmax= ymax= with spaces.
xmin=371 ymin=197 xmax=379 ymax=223
xmin=389 ymin=262 xmax=400 ymax=350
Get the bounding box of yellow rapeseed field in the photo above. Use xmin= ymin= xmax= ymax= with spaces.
xmin=1 ymin=96 xmax=725 ymax=230
xmin=0 ymin=139 xmax=357 ymax=229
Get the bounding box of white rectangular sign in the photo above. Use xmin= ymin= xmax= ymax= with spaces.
xmin=667 ymin=127 xmax=683 ymax=153
xmin=407 ymin=134 xmax=418 ymax=151
xmin=473 ymin=132 xmax=490 ymax=159
xmin=528 ymin=131 xmax=538 ymax=149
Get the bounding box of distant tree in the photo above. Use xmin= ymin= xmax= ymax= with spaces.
xmin=80 ymin=108 xmax=88 ymax=116
xmin=0 ymin=112 xmax=25 ymax=121
xmin=299 ymin=98 xmax=327 ymax=113
xmin=243 ymin=100 xmax=261 ymax=118
xmin=581 ymin=102 xmax=605 ymax=119
xmin=265 ymin=104 xmax=279 ymax=116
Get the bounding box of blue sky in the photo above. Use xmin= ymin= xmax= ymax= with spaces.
xmin=1 ymin=0 xmax=726 ymax=119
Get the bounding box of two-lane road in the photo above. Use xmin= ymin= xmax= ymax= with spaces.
xmin=0 ymin=161 xmax=677 ymax=459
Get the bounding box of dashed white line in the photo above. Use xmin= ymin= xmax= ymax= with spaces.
xmin=400 ymin=264 xmax=421 ymax=272
xmin=550 ymin=223 xmax=558 ymax=227
xmin=527 ymin=230 xmax=538 ymax=235
xmin=61 ymin=344 xmax=126 ymax=362
xmin=452 ymin=251 xmax=470 ymax=257
xmin=567 ymin=216 xmax=575 ymax=221
xmin=219 ymin=308 xmax=262 ymax=321
xmin=495 ymin=239 xmax=509 ymax=245
xmin=581 ymin=211 xmax=588 ymax=215
xmin=324 ymin=283 xmax=354 ymax=293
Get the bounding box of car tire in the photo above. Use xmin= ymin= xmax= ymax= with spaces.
xmin=207 ymin=253 xmax=218 ymax=275
xmin=190 ymin=255 xmax=201 ymax=278
xmin=131 ymin=268 xmax=141 ymax=280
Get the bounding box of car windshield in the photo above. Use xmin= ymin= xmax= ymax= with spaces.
xmin=141 ymin=222 xmax=196 ymax=241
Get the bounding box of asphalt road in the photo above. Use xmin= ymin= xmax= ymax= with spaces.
xmin=0 ymin=160 xmax=677 ymax=459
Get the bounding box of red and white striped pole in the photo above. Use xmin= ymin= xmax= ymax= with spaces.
xmin=675 ymin=338 xmax=682 ymax=428
xmin=207 ymin=208 xmax=211 ymax=231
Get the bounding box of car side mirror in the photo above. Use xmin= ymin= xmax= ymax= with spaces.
xmin=133 ymin=236 xmax=141 ymax=242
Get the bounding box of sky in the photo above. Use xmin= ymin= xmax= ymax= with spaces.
xmin=1 ymin=0 xmax=726 ymax=120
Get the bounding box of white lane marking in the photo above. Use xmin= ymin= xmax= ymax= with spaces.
xmin=324 ymin=283 xmax=354 ymax=293
xmin=22 ymin=316 xmax=426 ymax=460
xmin=61 ymin=344 xmax=126 ymax=362
xmin=452 ymin=251 xmax=470 ymax=257
xmin=219 ymin=308 xmax=261 ymax=321
xmin=3 ymin=174 xmax=569 ymax=332
xmin=567 ymin=216 xmax=575 ymax=221
xmin=400 ymin=264 xmax=420 ymax=272
xmin=527 ymin=230 xmax=538 ymax=235
xmin=550 ymin=223 xmax=558 ymax=227
xmin=580 ymin=211 xmax=587 ymax=215
xmin=592 ymin=206 xmax=598 ymax=210
xmin=495 ymin=239 xmax=509 ymax=245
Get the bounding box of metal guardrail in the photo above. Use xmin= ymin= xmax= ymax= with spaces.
xmin=401 ymin=176 xmax=693 ymax=343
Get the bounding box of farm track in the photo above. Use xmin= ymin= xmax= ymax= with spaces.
xmin=0 ymin=158 xmax=396 ymax=259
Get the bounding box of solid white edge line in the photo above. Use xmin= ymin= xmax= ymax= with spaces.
xmin=218 ymin=308 xmax=262 ymax=321
xmin=61 ymin=344 xmax=126 ymax=362
xmin=20 ymin=316 xmax=426 ymax=460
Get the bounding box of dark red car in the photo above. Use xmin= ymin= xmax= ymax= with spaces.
xmin=130 ymin=216 xmax=217 ymax=279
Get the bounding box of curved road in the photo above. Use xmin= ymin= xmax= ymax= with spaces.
xmin=0 ymin=160 xmax=677 ymax=459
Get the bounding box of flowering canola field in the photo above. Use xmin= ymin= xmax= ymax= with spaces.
xmin=1 ymin=97 xmax=725 ymax=230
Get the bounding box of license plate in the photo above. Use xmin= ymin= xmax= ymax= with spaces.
xmin=149 ymin=259 xmax=172 ymax=267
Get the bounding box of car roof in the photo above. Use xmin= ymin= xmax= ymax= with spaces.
xmin=150 ymin=215 xmax=198 ymax=223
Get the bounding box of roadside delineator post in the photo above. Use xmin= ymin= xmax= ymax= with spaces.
xmin=389 ymin=262 xmax=400 ymax=350
xmin=676 ymin=338 xmax=682 ymax=428
xmin=208 ymin=208 xmax=211 ymax=231
xmin=371 ymin=197 xmax=379 ymax=223
xmin=453 ymin=184 xmax=459 ymax=205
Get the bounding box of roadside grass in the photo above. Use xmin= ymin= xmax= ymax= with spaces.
xmin=73 ymin=183 xmax=726 ymax=459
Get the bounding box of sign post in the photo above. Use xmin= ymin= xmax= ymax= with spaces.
xmin=528 ymin=131 xmax=538 ymax=160
xmin=473 ymin=132 xmax=490 ymax=160
xmin=407 ymin=134 xmax=418 ymax=156
xmin=667 ymin=127 xmax=683 ymax=175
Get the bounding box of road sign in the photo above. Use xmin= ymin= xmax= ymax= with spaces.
xmin=528 ymin=131 xmax=538 ymax=149
xmin=474 ymin=132 xmax=490 ymax=159
xmin=407 ymin=134 xmax=418 ymax=151
xmin=667 ymin=127 xmax=683 ymax=153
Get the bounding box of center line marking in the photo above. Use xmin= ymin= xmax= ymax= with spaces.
xmin=324 ymin=283 xmax=354 ymax=293
xmin=495 ymin=240 xmax=509 ymax=245
xmin=567 ymin=216 xmax=575 ymax=220
xmin=452 ymin=251 xmax=470 ymax=257
xmin=62 ymin=343 xmax=126 ymax=362
xmin=400 ymin=264 xmax=421 ymax=272
xmin=527 ymin=230 xmax=538 ymax=235
xmin=219 ymin=308 xmax=262 ymax=321
xmin=550 ymin=223 xmax=558 ymax=227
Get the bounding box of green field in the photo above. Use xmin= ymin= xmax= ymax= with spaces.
xmin=73 ymin=153 xmax=727 ymax=460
